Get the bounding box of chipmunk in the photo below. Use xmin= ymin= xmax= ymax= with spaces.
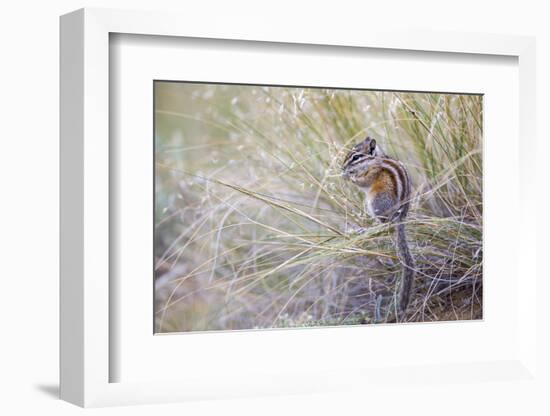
xmin=341 ymin=136 xmax=415 ymax=317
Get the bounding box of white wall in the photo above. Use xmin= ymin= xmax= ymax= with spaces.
xmin=1 ymin=1 xmax=547 ymax=414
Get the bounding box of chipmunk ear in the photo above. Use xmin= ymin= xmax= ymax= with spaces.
xmin=351 ymin=135 xmax=376 ymax=155
xmin=368 ymin=138 xmax=377 ymax=154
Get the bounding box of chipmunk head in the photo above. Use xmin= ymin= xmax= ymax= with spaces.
xmin=341 ymin=136 xmax=382 ymax=182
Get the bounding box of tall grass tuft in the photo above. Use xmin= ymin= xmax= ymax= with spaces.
xmin=154 ymin=83 xmax=483 ymax=332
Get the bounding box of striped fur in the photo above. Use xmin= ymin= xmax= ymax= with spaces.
xmin=342 ymin=136 xmax=415 ymax=317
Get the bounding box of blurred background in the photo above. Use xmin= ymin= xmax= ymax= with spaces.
xmin=154 ymin=82 xmax=483 ymax=332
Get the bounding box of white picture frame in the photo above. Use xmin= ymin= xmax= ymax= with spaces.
xmin=60 ymin=7 xmax=540 ymax=408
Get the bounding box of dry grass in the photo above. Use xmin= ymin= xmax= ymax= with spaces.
xmin=154 ymin=82 xmax=483 ymax=332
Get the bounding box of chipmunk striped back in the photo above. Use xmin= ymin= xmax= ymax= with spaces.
xmin=342 ymin=136 xmax=415 ymax=318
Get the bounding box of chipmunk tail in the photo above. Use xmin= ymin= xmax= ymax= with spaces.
xmin=395 ymin=222 xmax=415 ymax=317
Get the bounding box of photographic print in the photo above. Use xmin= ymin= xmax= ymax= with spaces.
xmin=154 ymin=82 xmax=483 ymax=333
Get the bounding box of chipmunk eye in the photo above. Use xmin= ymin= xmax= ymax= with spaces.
xmin=350 ymin=153 xmax=362 ymax=163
